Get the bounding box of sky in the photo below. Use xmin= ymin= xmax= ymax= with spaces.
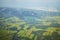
xmin=0 ymin=0 xmax=60 ymax=12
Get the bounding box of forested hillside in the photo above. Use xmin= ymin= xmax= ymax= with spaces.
xmin=0 ymin=7 xmax=60 ymax=40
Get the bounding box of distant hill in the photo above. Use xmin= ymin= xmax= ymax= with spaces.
xmin=0 ymin=7 xmax=60 ymax=24
xmin=0 ymin=7 xmax=60 ymax=18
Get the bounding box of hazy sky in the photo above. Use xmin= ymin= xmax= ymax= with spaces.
xmin=0 ymin=0 xmax=60 ymax=11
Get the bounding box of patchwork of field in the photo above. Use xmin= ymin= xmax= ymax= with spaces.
xmin=0 ymin=7 xmax=60 ymax=40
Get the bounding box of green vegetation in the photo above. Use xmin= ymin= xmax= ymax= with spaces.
xmin=0 ymin=16 xmax=60 ymax=40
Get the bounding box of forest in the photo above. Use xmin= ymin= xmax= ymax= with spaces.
xmin=0 ymin=7 xmax=60 ymax=40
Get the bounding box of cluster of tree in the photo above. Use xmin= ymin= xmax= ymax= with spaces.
xmin=0 ymin=16 xmax=60 ymax=40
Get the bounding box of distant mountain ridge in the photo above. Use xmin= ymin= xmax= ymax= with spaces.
xmin=0 ymin=7 xmax=60 ymax=18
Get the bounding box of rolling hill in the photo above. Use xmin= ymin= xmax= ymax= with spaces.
xmin=0 ymin=7 xmax=60 ymax=40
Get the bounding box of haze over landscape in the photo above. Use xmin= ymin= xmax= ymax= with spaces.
xmin=0 ymin=0 xmax=60 ymax=12
xmin=0 ymin=0 xmax=60 ymax=40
